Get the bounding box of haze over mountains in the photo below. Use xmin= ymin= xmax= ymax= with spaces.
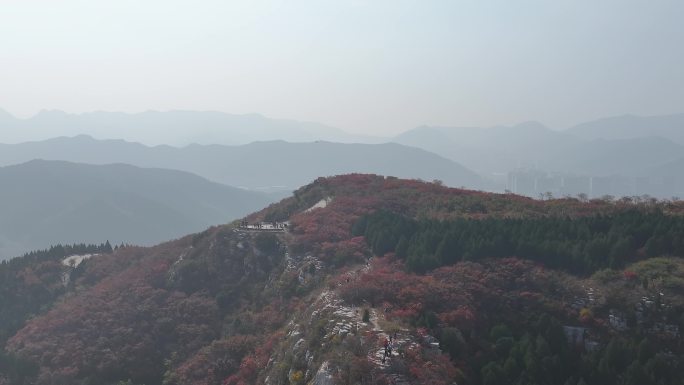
xmin=1 ymin=108 xmax=682 ymax=199
xmin=1 ymin=109 xmax=679 ymax=259
xmin=2 ymin=1 xmax=682 ymax=383
xmin=393 ymin=114 xmax=684 ymax=199
xmin=394 ymin=116 xmax=684 ymax=174
xmin=0 ymin=135 xmax=486 ymax=192
xmin=0 ymin=160 xmax=274 ymax=259
xmin=567 ymin=113 xmax=684 ymax=144
xmin=0 ymin=109 xmax=498 ymax=259
xmin=0 ymin=109 xmax=382 ymax=146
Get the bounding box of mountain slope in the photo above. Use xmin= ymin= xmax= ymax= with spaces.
xmin=4 ymin=175 xmax=684 ymax=385
xmin=648 ymin=157 xmax=684 ymax=177
xmin=393 ymin=122 xmax=582 ymax=175
xmin=395 ymin=120 xmax=684 ymax=176
xmin=550 ymin=136 xmax=684 ymax=176
xmin=647 ymin=157 xmax=684 ymax=196
xmin=0 ymin=136 xmax=489 ymax=191
xmin=0 ymin=160 xmax=273 ymax=259
xmin=567 ymin=113 xmax=684 ymax=145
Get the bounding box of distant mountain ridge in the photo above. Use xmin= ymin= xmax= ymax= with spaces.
xmin=2 ymin=108 xmax=682 ymax=198
xmin=393 ymin=121 xmax=582 ymax=175
xmin=2 ymin=108 xmax=682 ymax=148
xmin=0 ymin=136 xmax=489 ymax=192
xmin=393 ymin=115 xmax=684 ymax=198
xmin=394 ymin=119 xmax=684 ymax=174
xmin=0 ymin=108 xmax=384 ymax=146
xmin=0 ymin=159 xmax=274 ymax=259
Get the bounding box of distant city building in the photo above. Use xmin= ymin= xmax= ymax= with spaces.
xmin=507 ymin=168 xmax=679 ymax=199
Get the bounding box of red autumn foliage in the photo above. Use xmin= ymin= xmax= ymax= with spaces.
xmin=339 ymin=256 xmax=560 ymax=337
xmin=173 ymin=335 xmax=258 ymax=385
xmin=222 ymin=332 xmax=283 ymax=385
xmin=7 ymin=227 xmax=294 ymax=385
xmin=261 ymin=174 xmax=628 ymax=266
xmin=318 ymin=236 xmax=368 ymax=264
xmin=404 ymin=345 xmax=460 ymax=385
xmin=623 ymin=270 xmax=638 ymax=280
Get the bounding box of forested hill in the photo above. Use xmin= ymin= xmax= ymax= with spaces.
xmin=2 ymin=174 xmax=684 ymax=385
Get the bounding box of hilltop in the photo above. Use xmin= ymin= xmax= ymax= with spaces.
xmin=1 ymin=174 xmax=683 ymax=385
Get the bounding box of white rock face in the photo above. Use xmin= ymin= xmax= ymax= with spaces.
xmin=61 ymin=254 xmax=99 ymax=286
xmin=62 ymin=254 xmax=97 ymax=267
xmin=304 ymin=197 xmax=332 ymax=213
xmin=312 ymin=361 xmax=334 ymax=385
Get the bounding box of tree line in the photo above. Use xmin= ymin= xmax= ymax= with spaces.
xmin=474 ymin=314 xmax=680 ymax=385
xmin=353 ymin=209 xmax=684 ymax=274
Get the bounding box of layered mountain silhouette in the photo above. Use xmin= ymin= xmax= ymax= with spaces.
xmin=1 ymin=109 xmax=682 ymax=198
xmin=0 ymin=160 xmax=274 ymax=259
xmin=394 ymin=121 xmax=582 ymax=176
xmin=395 ymin=120 xmax=684 ymax=176
xmin=0 ymin=136 xmax=488 ymax=192
xmin=394 ymin=115 xmax=684 ymax=198
xmin=0 ymin=109 xmax=382 ymax=146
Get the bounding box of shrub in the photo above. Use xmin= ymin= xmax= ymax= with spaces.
xmin=362 ymin=308 xmax=370 ymax=323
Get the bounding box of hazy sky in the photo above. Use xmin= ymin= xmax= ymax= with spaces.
xmin=1 ymin=0 xmax=682 ymax=135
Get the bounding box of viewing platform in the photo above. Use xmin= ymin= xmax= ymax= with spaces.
xmin=237 ymin=220 xmax=289 ymax=232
